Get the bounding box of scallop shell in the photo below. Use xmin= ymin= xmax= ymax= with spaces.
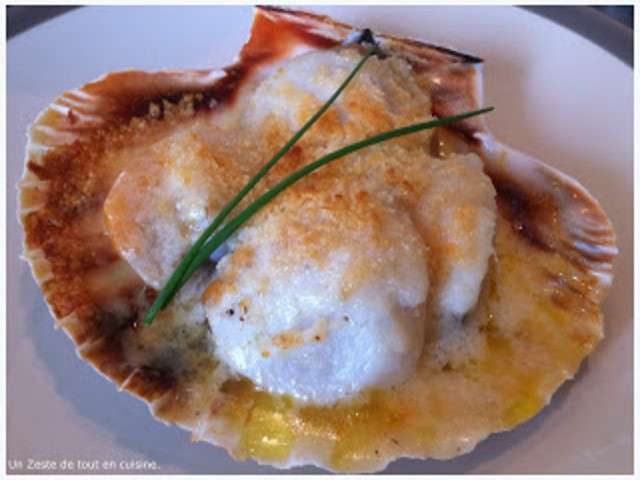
xmin=18 ymin=6 xmax=617 ymax=473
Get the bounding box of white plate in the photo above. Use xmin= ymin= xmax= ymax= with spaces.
xmin=6 ymin=6 xmax=633 ymax=474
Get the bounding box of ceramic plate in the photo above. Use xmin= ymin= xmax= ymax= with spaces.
xmin=6 ymin=5 xmax=633 ymax=474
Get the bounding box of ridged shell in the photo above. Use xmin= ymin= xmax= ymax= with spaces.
xmin=18 ymin=6 xmax=617 ymax=473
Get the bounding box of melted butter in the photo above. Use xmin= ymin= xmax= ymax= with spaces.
xmin=503 ymin=392 xmax=545 ymax=427
xmin=300 ymin=390 xmax=403 ymax=471
xmin=239 ymin=392 xmax=295 ymax=462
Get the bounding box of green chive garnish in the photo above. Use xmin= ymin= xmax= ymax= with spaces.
xmin=144 ymin=106 xmax=494 ymax=325
xmin=143 ymin=47 xmax=376 ymax=325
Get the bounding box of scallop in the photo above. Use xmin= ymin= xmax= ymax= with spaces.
xmin=204 ymin=190 xmax=429 ymax=405
xmin=19 ymin=6 xmax=616 ymax=474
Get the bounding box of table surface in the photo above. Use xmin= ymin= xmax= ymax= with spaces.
xmin=6 ymin=5 xmax=634 ymax=68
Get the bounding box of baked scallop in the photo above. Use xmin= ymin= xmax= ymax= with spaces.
xmin=19 ymin=6 xmax=617 ymax=473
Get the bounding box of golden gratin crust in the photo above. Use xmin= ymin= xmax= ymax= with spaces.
xmin=19 ymin=6 xmax=617 ymax=473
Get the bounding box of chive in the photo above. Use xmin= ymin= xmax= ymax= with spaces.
xmin=145 ymin=106 xmax=493 ymax=324
xmin=143 ymin=47 xmax=375 ymax=325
